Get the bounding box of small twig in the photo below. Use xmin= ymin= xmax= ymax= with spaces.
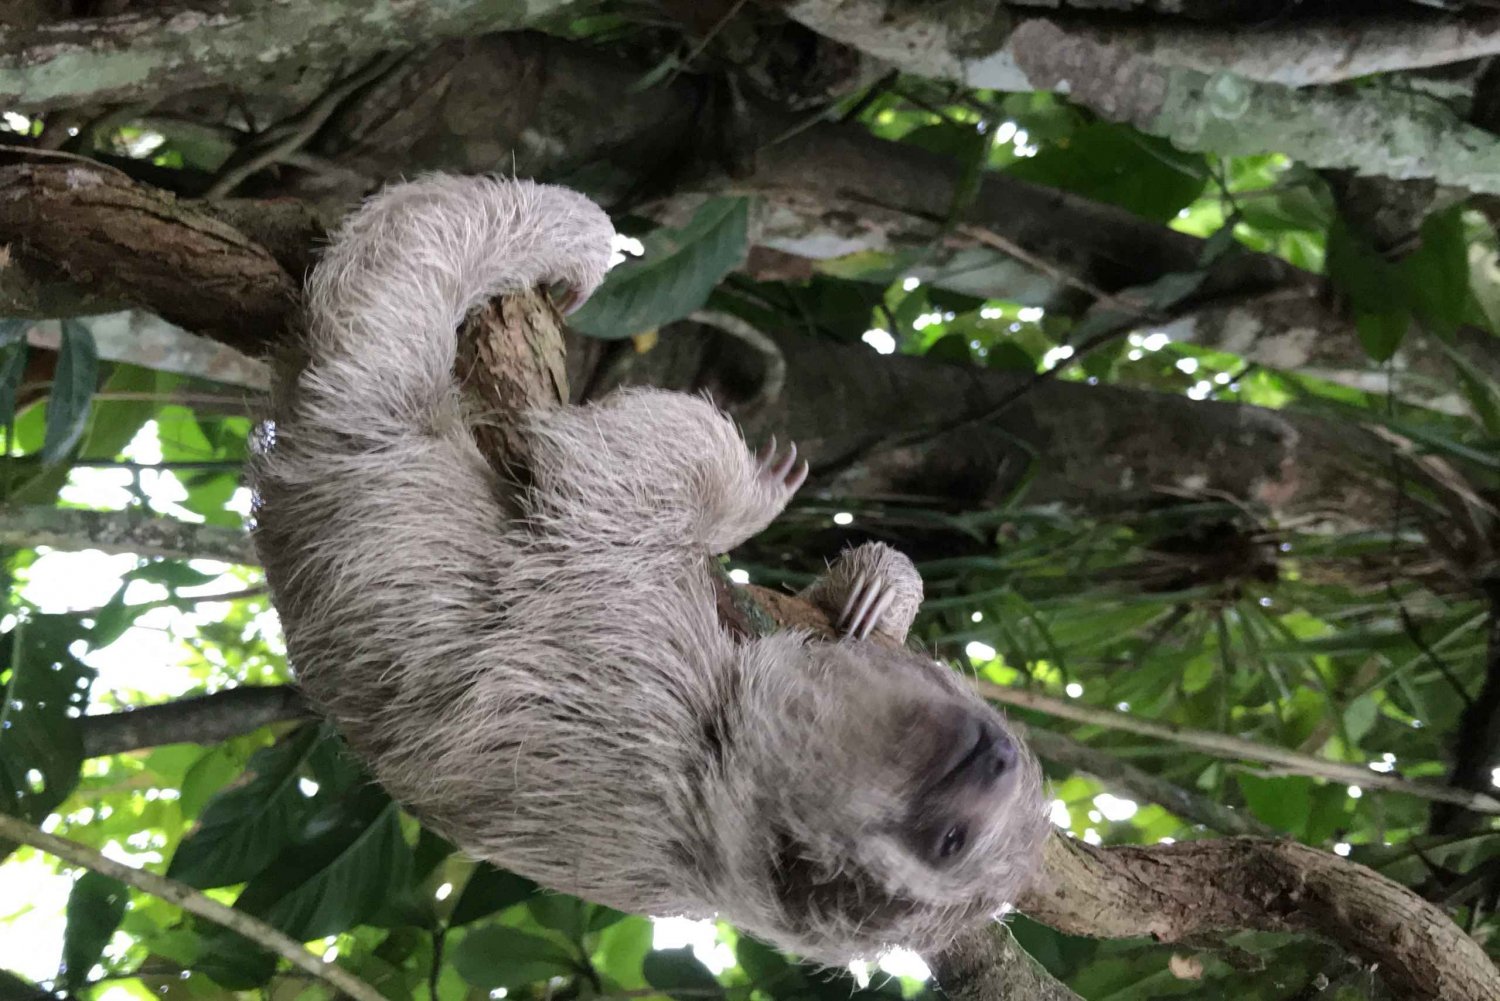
xmin=980 ymin=681 xmax=1500 ymax=813
xmin=689 ymin=310 xmax=787 ymax=412
xmin=955 ymin=223 xmax=1151 ymax=318
xmin=0 ymin=812 xmax=387 ymax=1001
xmin=204 ymin=51 xmax=405 ymax=199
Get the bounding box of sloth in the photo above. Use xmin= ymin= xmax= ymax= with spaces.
xmin=250 ymin=175 xmax=1049 ymax=963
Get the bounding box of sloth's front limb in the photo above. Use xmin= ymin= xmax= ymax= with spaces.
xmin=526 ymin=388 xmax=807 ymax=553
xmin=800 ymin=543 xmax=924 ymax=643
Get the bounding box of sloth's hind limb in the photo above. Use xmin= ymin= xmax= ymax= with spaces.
xmin=526 ymin=389 xmax=806 ymax=554
xmin=802 ymin=542 xmax=924 ymax=642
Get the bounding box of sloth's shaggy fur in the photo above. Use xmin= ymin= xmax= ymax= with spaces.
xmin=250 ymin=175 xmax=1049 ymax=963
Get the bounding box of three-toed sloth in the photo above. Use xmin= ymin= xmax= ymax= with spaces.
xmin=250 ymin=175 xmax=1048 ymax=963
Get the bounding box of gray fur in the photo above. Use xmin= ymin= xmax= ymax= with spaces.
xmin=250 ymin=174 xmax=1049 ymax=964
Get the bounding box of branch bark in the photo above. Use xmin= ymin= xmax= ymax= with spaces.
xmin=1019 ymin=834 xmax=1500 ymax=1001
xmin=0 ymin=0 xmax=583 ymax=111
xmin=8 ymin=34 xmax=1482 ymax=406
xmin=786 ymin=2 xmax=1500 ymax=194
xmin=0 ymin=506 xmax=255 ymax=564
xmin=0 ymin=162 xmax=295 ymax=352
xmin=80 ymin=686 xmax=311 ymax=759
xmin=785 ymin=2 xmax=1500 ymax=89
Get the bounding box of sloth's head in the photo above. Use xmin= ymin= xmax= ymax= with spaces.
xmin=703 ymin=636 xmax=1050 ymax=963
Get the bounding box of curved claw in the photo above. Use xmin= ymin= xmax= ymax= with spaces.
xmin=836 ymin=571 xmax=897 ymax=640
xmin=756 ymin=435 xmax=778 ymax=465
xmin=769 ymin=442 xmax=799 ymax=482
xmin=786 ymin=459 xmax=810 ymax=492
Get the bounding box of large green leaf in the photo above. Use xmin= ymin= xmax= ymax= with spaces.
xmin=41 ymin=318 xmax=98 ymax=463
xmin=570 ymin=198 xmax=750 ymax=339
xmin=643 ymin=947 xmax=724 ymax=1001
xmin=0 ymin=614 xmax=94 ymax=833
xmin=59 ymin=872 xmax=129 ymax=991
xmin=243 ymin=794 xmax=414 ymax=941
xmin=166 ymin=725 xmax=324 ymax=887
xmin=451 ymin=924 xmax=579 ymax=990
xmin=450 ymin=864 xmax=539 ymax=926
xmin=1006 ymin=122 xmax=1206 ymax=222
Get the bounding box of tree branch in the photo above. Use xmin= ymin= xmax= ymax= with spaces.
xmin=982 ymin=680 xmax=1500 ymax=815
xmin=0 ymin=811 xmax=387 ymax=1001
xmin=0 ymin=0 xmax=583 ymax=111
xmin=786 ymin=2 xmax=1500 ymax=194
xmin=929 ymin=925 xmax=1082 ymax=1001
xmin=1019 ymin=727 xmax=1276 ymax=838
xmin=80 ymin=686 xmax=311 ymax=759
xmin=1431 ymin=582 xmax=1500 ymax=833
xmin=23 ymin=312 xmax=269 ymax=391
xmin=0 ymin=506 xmax=255 ymax=564
xmin=1019 ymin=834 xmax=1500 ymax=1001
xmin=0 ymin=161 xmax=295 ymax=352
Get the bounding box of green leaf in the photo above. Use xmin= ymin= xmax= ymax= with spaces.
xmin=179 ymin=742 xmax=256 ymax=820
xmin=0 ymin=615 xmax=94 ymax=833
xmin=41 ymin=318 xmax=98 ymax=463
xmin=987 ymin=341 xmax=1039 ymax=372
xmin=235 ymin=789 xmax=413 ymax=941
xmin=1404 ymin=206 xmax=1469 ymax=341
xmin=734 ymin=936 xmax=794 ymax=988
xmin=8 ymin=363 xmax=162 ymax=506
xmin=571 ymin=198 xmax=750 ymax=339
xmin=594 ymin=915 xmax=654 ymax=990
xmin=1237 ymin=774 xmax=1312 ymax=833
xmin=1006 ymin=123 xmax=1206 ymax=222
xmin=529 ymin=893 xmax=586 ymax=941
xmin=643 ymin=947 xmax=724 ymax=1001
xmin=167 ymin=725 xmax=324 ymax=887
xmin=450 ymin=865 xmax=539 ymax=926
xmin=1343 ymin=694 xmax=1379 ymax=745
xmin=924 ymin=333 xmax=973 ymax=366
xmin=127 ymin=561 xmax=220 ymax=590
xmin=1354 ymin=310 xmax=1410 ymax=363
xmin=451 ymin=925 xmax=579 ymax=990
xmin=59 ymin=872 xmax=129 ymax=991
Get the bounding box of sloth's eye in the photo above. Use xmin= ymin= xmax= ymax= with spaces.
xmin=938 ymin=825 xmax=968 ymax=860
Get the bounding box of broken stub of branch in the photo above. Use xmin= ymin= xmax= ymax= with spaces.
xmin=453 ymin=286 xmax=1500 ymax=1001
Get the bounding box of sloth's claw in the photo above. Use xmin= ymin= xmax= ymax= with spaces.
xmin=756 ymin=438 xmax=808 ymax=492
xmin=837 ymin=572 xmax=897 ymax=641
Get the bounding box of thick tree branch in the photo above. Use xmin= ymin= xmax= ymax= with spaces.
xmin=785 ymin=2 xmax=1500 ymax=89
xmin=24 ymin=312 xmax=269 ymax=391
xmin=0 ymin=506 xmax=255 ymax=564
xmin=80 ymin=686 xmax=311 ymax=759
xmin=1019 ymin=834 xmax=1500 ymax=1001
xmin=0 ymin=811 xmax=387 ymax=1001
xmin=787 ymin=3 xmax=1500 ymax=194
xmin=0 ymin=0 xmax=583 ymax=111
xmin=0 ymin=162 xmax=295 ymax=352
xmin=930 ymin=925 xmax=1082 ymax=1001
xmin=8 ymin=36 xmax=1480 ymax=405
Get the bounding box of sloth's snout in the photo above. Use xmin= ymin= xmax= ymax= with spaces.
xmin=968 ymin=720 xmax=1016 ymax=784
xmin=933 ymin=713 xmax=1016 ymax=790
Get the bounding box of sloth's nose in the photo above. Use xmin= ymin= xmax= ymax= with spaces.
xmin=971 ymin=720 xmax=1016 ymax=782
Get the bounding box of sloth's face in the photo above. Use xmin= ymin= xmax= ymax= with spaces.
xmin=727 ymin=638 xmax=1049 ymax=961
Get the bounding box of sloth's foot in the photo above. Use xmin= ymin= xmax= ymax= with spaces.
xmin=801 ymin=542 xmax=923 ymax=644
xmin=755 ymin=436 xmax=810 ymax=497
xmin=838 ymin=572 xmax=899 ymax=641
